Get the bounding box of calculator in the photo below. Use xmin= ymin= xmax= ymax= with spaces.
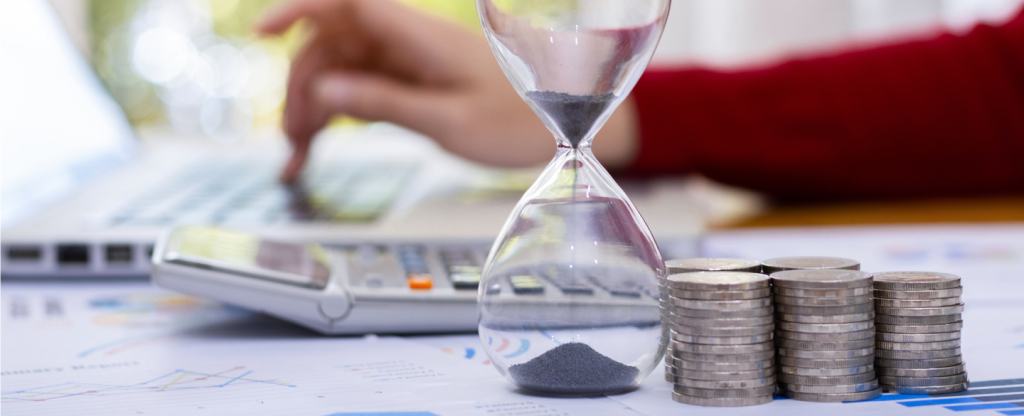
xmin=153 ymin=226 xmax=669 ymax=335
xmin=151 ymin=226 xmax=488 ymax=334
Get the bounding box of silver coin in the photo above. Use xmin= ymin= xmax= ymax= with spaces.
xmin=667 ymin=272 xmax=771 ymax=291
xmin=670 ymin=357 xmax=775 ymax=372
xmin=669 ymin=314 xmax=774 ymax=328
xmin=873 ymin=288 xmax=963 ymax=299
xmin=780 ymin=387 xmax=882 ymax=402
xmin=666 ymin=258 xmax=762 ymax=274
xmin=668 ymin=287 xmax=772 ymax=300
xmin=876 ymin=339 xmax=961 ymax=351
xmin=770 ymin=269 xmax=871 ymax=289
xmin=876 ymin=304 xmax=964 ymax=317
xmin=665 ymin=371 xmax=675 ymax=383
xmin=777 ymin=355 xmax=875 ymax=368
xmin=671 ymin=340 xmax=775 ymax=354
xmin=874 ymin=297 xmax=962 ymax=308
xmin=777 ymin=347 xmax=874 ymax=360
xmin=876 ymin=314 xmax=961 ymax=325
xmin=873 ymin=272 xmax=961 ymax=291
xmin=878 ymin=372 xmax=968 ymax=386
xmin=875 ymin=347 xmax=961 ymax=360
xmin=670 ymin=305 xmax=774 ymax=319
xmin=778 ymin=379 xmax=878 ymax=394
xmin=669 ymin=365 xmax=776 ymax=381
xmin=780 ymin=364 xmax=874 ymax=377
xmin=776 ymin=320 xmax=874 ymax=334
xmin=775 ymin=337 xmax=875 ymax=351
xmin=877 ymin=363 xmax=966 ymax=378
xmin=875 ymin=321 xmax=963 ymax=334
xmin=775 ymin=302 xmax=875 ymax=316
xmin=669 ymin=297 xmax=773 ymax=310
xmin=875 ymin=355 xmax=964 ymax=369
xmin=669 ymin=332 xmax=774 ymax=345
xmin=671 ymin=324 xmax=775 ymax=337
xmin=762 ymin=257 xmax=861 ymax=274
xmin=773 ymin=286 xmax=872 ymax=298
xmin=880 ymin=382 xmax=968 ymax=395
xmin=671 ymin=392 xmax=773 ymax=407
xmin=671 ymin=349 xmax=775 ymax=363
xmin=774 ymin=294 xmax=872 ymax=307
xmin=674 ymin=384 xmax=776 ymax=398
xmin=776 ymin=328 xmax=876 ymax=342
xmin=775 ymin=311 xmax=875 ymax=324
xmin=676 ymin=376 xmax=776 ymax=389
xmin=876 ymin=331 xmax=960 ymax=343
xmin=778 ymin=371 xmax=876 ymax=386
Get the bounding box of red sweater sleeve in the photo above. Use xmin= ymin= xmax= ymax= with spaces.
xmin=629 ymin=10 xmax=1024 ymax=201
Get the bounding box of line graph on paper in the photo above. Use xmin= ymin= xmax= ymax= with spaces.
xmin=1 ymin=366 xmax=295 ymax=404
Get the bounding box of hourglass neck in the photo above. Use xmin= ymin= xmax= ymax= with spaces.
xmin=557 ymin=141 xmax=592 ymax=150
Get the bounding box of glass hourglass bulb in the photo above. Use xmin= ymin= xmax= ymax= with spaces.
xmin=475 ymin=0 xmax=671 ymax=396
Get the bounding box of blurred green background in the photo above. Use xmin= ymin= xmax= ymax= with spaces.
xmin=88 ymin=0 xmax=479 ymax=140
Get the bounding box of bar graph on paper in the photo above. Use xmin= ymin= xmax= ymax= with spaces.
xmin=1 ymin=366 xmax=294 ymax=403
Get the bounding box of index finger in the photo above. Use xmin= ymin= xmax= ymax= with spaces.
xmin=255 ymin=0 xmax=343 ymax=35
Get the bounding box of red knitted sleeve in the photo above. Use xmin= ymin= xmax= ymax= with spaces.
xmin=628 ymin=10 xmax=1024 ymax=201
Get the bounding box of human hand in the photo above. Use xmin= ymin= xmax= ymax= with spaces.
xmin=257 ymin=0 xmax=637 ymax=183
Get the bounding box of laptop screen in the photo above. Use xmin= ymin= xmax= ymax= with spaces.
xmin=0 ymin=0 xmax=137 ymax=227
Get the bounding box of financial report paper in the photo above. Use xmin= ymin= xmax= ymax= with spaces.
xmin=3 ymin=224 xmax=1023 ymax=415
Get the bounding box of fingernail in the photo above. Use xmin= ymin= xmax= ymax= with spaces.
xmin=315 ymin=76 xmax=353 ymax=108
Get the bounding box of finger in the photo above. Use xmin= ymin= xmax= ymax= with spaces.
xmin=281 ymin=132 xmax=313 ymax=184
xmin=282 ymin=38 xmax=330 ymax=144
xmin=256 ymin=0 xmax=340 ymax=35
xmin=313 ymin=73 xmax=453 ymax=136
xmin=279 ymin=39 xmax=333 ymax=183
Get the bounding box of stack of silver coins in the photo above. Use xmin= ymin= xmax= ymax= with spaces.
xmin=873 ymin=272 xmax=968 ymax=394
xmin=663 ymin=258 xmax=763 ymax=382
xmin=666 ymin=271 xmax=775 ymax=407
xmin=771 ymin=268 xmax=883 ymax=402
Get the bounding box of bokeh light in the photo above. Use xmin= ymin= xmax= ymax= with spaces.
xmin=90 ymin=0 xmax=478 ymax=141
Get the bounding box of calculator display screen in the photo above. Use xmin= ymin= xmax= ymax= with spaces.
xmin=164 ymin=227 xmax=331 ymax=289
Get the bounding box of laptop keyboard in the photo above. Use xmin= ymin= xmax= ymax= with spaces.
xmin=109 ymin=162 xmax=416 ymax=226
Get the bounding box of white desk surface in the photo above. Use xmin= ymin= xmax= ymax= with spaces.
xmin=3 ymin=224 xmax=1023 ymax=415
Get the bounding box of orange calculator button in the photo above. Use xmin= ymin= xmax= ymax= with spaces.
xmin=407 ymin=274 xmax=433 ymax=290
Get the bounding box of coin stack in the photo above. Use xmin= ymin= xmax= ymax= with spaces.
xmin=771 ymin=269 xmax=882 ymax=402
xmin=873 ymin=272 xmax=968 ymax=395
xmin=666 ymin=271 xmax=775 ymax=407
xmin=663 ymin=258 xmax=762 ymax=382
xmin=762 ymin=256 xmax=861 ymax=274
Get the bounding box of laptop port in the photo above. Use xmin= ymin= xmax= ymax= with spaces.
xmin=7 ymin=246 xmax=42 ymax=262
xmin=105 ymin=244 xmax=133 ymax=264
xmin=57 ymin=244 xmax=90 ymax=266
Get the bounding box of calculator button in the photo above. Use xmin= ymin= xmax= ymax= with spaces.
xmin=510 ymin=275 xmax=544 ymax=294
xmin=450 ymin=273 xmax=481 ymax=290
xmin=408 ymin=274 xmax=433 ymax=290
xmin=449 ymin=265 xmax=482 ymax=274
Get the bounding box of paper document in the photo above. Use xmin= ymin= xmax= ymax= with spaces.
xmin=3 ymin=224 xmax=1024 ymax=415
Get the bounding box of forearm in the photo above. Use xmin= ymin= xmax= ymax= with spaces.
xmin=629 ymin=12 xmax=1024 ymax=201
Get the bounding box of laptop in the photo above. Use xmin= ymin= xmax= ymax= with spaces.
xmin=1 ymin=0 xmax=710 ymax=284
xmin=0 ymin=0 xmax=438 ymax=279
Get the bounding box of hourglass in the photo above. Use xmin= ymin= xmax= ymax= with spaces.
xmin=475 ymin=0 xmax=672 ymax=396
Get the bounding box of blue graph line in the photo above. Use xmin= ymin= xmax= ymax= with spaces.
xmin=2 ymin=368 xmax=294 ymax=403
xmin=902 ymin=398 xmax=981 ymax=407
xmin=503 ymin=339 xmax=530 ymax=359
xmin=945 ymin=403 xmax=1021 ymax=412
xmin=77 ymin=333 xmax=167 ymax=357
xmin=220 ymin=370 xmax=252 ymax=387
xmin=999 ymin=410 xmax=1024 ymax=415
